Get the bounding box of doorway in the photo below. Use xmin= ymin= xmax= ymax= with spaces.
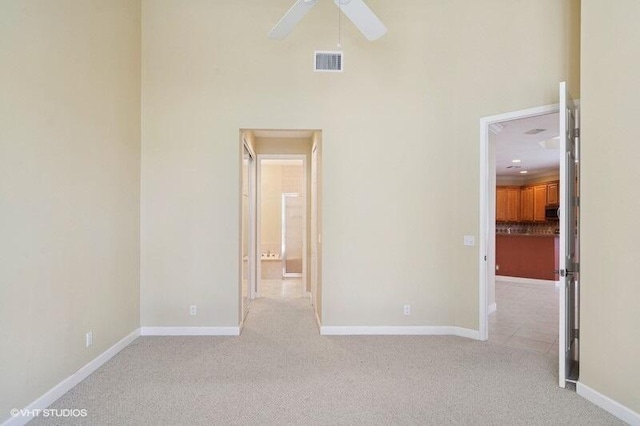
xmin=257 ymin=156 xmax=306 ymax=298
xmin=479 ymin=84 xmax=580 ymax=388
xmin=488 ymin=110 xmax=561 ymax=355
xmin=240 ymin=129 xmax=322 ymax=329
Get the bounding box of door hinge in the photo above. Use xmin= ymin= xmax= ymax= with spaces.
xmin=572 ymin=328 xmax=580 ymax=340
xmin=575 ymin=128 xmax=580 ymax=139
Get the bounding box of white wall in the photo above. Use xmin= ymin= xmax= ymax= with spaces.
xmin=0 ymin=0 xmax=141 ymax=420
xmin=140 ymin=0 xmax=579 ymax=330
xmin=580 ymin=0 xmax=640 ymax=414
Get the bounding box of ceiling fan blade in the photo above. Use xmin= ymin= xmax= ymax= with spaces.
xmin=268 ymin=0 xmax=318 ymax=40
xmin=334 ymin=0 xmax=387 ymax=41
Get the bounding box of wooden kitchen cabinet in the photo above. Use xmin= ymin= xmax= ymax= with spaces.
xmin=499 ymin=181 xmax=557 ymax=222
xmin=506 ymin=188 xmax=520 ymax=221
xmin=547 ymin=181 xmax=559 ymax=205
xmin=520 ymin=187 xmax=534 ymax=221
xmin=533 ymin=184 xmax=547 ymax=221
xmin=496 ymin=187 xmax=507 ymax=221
xmin=496 ymin=186 xmax=520 ymax=221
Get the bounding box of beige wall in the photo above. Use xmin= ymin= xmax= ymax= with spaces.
xmin=580 ymin=0 xmax=640 ymax=413
xmin=0 ymin=0 xmax=141 ymax=420
xmin=260 ymin=164 xmax=284 ymax=253
xmin=140 ymin=0 xmax=579 ymax=329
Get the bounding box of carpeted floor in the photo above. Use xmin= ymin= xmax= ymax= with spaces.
xmin=32 ymin=296 xmax=622 ymax=425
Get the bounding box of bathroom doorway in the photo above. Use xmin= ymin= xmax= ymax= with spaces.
xmin=257 ymin=156 xmax=306 ymax=298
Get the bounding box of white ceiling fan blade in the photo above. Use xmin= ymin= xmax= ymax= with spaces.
xmin=335 ymin=0 xmax=387 ymax=41
xmin=268 ymin=0 xmax=318 ymax=40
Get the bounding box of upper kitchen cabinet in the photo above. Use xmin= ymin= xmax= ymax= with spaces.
xmin=520 ymin=186 xmax=534 ymax=221
xmin=547 ymin=181 xmax=559 ymax=205
xmin=506 ymin=187 xmax=520 ymax=221
xmin=498 ymin=181 xmax=558 ymax=223
xmin=496 ymin=187 xmax=507 ymax=221
xmin=533 ymin=184 xmax=547 ymax=222
xmin=497 ymin=186 xmax=520 ymax=221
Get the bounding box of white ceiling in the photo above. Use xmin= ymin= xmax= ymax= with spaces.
xmin=261 ymin=159 xmax=303 ymax=166
xmin=494 ymin=112 xmax=560 ymax=178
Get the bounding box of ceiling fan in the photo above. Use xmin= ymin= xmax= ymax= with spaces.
xmin=268 ymin=0 xmax=387 ymax=41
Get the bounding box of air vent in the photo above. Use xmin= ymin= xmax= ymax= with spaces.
xmin=314 ymin=51 xmax=343 ymax=72
xmin=524 ymin=128 xmax=546 ymax=135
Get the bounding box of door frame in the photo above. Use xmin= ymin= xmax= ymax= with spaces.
xmin=310 ymin=143 xmax=319 ymax=309
xmin=256 ymin=154 xmax=308 ymax=296
xmin=478 ymin=103 xmax=560 ymax=341
xmin=240 ymin=135 xmax=257 ymax=325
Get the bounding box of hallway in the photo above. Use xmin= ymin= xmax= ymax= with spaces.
xmin=260 ymin=278 xmax=304 ymax=299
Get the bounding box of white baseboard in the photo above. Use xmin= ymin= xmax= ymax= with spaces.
xmin=577 ymin=382 xmax=640 ymax=425
xmin=2 ymin=329 xmax=140 ymax=426
xmin=320 ymin=325 xmax=480 ymax=340
xmin=488 ymin=303 xmax=497 ymax=315
xmin=140 ymin=327 xmax=240 ymax=336
xmin=496 ymin=275 xmax=557 ymax=286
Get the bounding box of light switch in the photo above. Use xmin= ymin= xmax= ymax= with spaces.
xmin=463 ymin=235 xmax=475 ymax=246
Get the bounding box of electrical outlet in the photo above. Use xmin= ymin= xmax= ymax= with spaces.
xmin=403 ymin=305 xmax=411 ymax=316
xmin=189 ymin=305 xmax=197 ymax=316
xmin=85 ymin=331 xmax=93 ymax=348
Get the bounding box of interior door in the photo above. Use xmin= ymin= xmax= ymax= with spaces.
xmin=558 ymin=81 xmax=580 ymax=388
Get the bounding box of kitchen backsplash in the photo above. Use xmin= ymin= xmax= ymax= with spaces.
xmin=496 ymin=222 xmax=558 ymax=235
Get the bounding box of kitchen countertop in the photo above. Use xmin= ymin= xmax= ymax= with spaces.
xmin=496 ymin=233 xmax=559 ymax=237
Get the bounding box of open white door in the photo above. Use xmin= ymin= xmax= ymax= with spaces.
xmin=558 ymin=81 xmax=580 ymax=388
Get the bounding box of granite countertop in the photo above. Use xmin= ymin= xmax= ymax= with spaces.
xmin=496 ymin=232 xmax=559 ymax=237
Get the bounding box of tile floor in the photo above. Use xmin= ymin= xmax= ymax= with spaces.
xmin=259 ymin=278 xmax=304 ymax=299
xmin=489 ymin=280 xmax=559 ymax=356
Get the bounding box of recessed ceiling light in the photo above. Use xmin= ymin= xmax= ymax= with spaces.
xmin=520 ymin=170 xmax=528 ymax=174
xmin=512 ymin=159 xmax=521 ymax=163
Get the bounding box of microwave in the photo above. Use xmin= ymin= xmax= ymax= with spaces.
xmin=545 ymin=205 xmax=559 ymax=221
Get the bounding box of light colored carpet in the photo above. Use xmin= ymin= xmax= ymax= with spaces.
xmin=32 ymin=297 xmax=622 ymax=425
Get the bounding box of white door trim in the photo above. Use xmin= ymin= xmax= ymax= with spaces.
xmin=310 ymin=143 xmax=319 ymax=309
xmin=479 ymin=103 xmax=560 ymax=341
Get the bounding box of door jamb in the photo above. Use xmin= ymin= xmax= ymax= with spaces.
xmin=478 ymin=103 xmax=560 ymax=341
